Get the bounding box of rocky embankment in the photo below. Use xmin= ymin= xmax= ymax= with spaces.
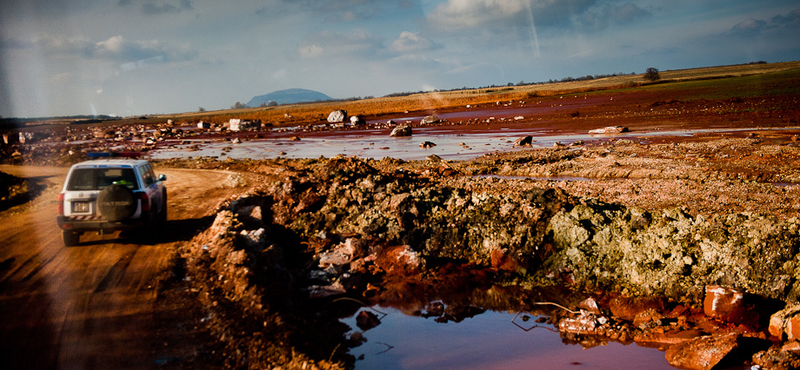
xmin=168 ymin=138 xmax=800 ymax=369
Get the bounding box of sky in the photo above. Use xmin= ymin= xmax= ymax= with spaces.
xmin=0 ymin=0 xmax=798 ymax=118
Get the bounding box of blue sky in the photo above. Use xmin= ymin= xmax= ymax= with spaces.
xmin=1 ymin=0 xmax=798 ymax=118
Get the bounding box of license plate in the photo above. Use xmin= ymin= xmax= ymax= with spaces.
xmin=72 ymin=202 xmax=90 ymax=213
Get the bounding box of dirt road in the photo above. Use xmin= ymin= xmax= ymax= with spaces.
xmin=0 ymin=165 xmax=248 ymax=369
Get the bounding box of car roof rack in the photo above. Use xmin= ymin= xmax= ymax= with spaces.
xmin=86 ymin=152 xmax=143 ymax=159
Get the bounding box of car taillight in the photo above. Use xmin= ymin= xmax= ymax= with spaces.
xmin=58 ymin=193 xmax=65 ymax=215
xmin=138 ymin=192 xmax=150 ymax=212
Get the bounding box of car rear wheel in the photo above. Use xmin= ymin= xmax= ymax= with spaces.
xmin=97 ymin=184 xmax=137 ymax=221
xmin=62 ymin=230 xmax=80 ymax=247
xmin=157 ymin=190 xmax=168 ymax=226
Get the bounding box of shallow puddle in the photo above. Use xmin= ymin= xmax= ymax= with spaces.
xmin=149 ymin=124 xmax=800 ymax=162
xmin=341 ymin=306 xmax=674 ymax=370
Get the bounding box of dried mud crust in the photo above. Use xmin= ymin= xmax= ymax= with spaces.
xmin=164 ymin=137 xmax=800 ymax=369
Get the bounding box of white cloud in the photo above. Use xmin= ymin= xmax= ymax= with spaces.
xmin=428 ymin=0 xmax=531 ymax=29
xmin=272 ymin=69 xmax=288 ymax=79
xmin=297 ymin=30 xmax=384 ymax=58
xmin=119 ymin=0 xmax=194 ymax=15
xmin=21 ymin=34 xmax=198 ymax=64
xmin=427 ymin=0 xmax=597 ymax=31
xmin=298 ymin=44 xmax=324 ymax=58
xmin=605 ymin=3 xmax=650 ymax=23
xmin=96 ymin=35 xmax=126 ymax=53
xmin=391 ymin=31 xmax=439 ymax=53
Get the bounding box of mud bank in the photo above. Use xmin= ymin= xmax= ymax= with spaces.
xmin=168 ymin=148 xmax=800 ymax=369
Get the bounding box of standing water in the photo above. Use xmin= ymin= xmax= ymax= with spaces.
xmin=340 ymin=303 xmax=675 ymax=369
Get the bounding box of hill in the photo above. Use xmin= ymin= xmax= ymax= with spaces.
xmin=246 ymin=88 xmax=333 ymax=107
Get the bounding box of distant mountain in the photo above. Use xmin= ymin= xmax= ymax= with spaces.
xmin=246 ymin=88 xmax=333 ymax=107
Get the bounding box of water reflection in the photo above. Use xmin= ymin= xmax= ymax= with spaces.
xmin=341 ymin=306 xmax=673 ymax=370
xmin=149 ymin=124 xmax=800 ymax=162
xmin=338 ymin=287 xmax=675 ymax=370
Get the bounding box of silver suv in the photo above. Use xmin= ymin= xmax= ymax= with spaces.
xmin=57 ymin=159 xmax=167 ymax=246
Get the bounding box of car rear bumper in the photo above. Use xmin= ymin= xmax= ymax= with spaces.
xmin=57 ymin=214 xmax=152 ymax=232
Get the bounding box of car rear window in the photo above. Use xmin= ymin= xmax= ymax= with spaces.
xmin=67 ymin=168 xmax=139 ymax=190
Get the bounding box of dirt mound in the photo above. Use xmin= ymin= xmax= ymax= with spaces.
xmin=172 ymin=150 xmax=800 ymax=368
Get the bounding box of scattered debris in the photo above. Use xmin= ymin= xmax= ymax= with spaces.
xmin=589 ymin=126 xmax=629 ymax=134
xmin=390 ymin=124 xmax=412 ymax=137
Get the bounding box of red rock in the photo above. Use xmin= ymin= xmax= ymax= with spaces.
xmin=633 ymin=308 xmax=665 ymax=328
xmin=490 ymin=249 xmax=519 ymax=271
xmin=790 ymin=315 xmax=800 ymax=340
xmin=578 ymin=297 xmax=602 ymax=315
xmin=557 ymin=313 xmax=599 ymax=334
xmin=356 ymin=310 xmax=381 ymax=331
xmin=665 ymin=331 xmax=741 ymax=370
xmin=703 ymin=285 xmax=759 ymax=327
xmin=665 ymin=304 xmax=690 ymax=319
xmin=374 ymin=245 xmax=423 ymax=275
xmin=609 ymin=296 xmax=665 ymax=321
xmin=634 ymin=329 xmax=704 ymax=346
xmin=782 ymin=341 xmax=800 ymax=354
xmin=769 ymin=304 xmax=800 ymax=340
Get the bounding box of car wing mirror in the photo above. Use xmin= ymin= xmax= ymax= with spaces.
xmin=158 ymin=174 xmax=167 ymax=182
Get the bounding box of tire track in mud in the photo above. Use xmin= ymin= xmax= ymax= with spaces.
xmin=93 ymin=251 xmax=135 ymax=293
xmin=0 ymin=253 xmax=37 ymax=285
xmin=20 ymin=252 xmax=58 ymax=283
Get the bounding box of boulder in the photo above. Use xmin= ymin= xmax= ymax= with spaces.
xmin=420 ymin=115 xmax=440 ymax=125
xmin=589 ymin=126 xmax=629 ymax=134
xmin=327 ymin=110 xmax=347 ymax=123
xmin=419 ymin=141 xmax=436 ymax=148
xmin=514 ymin=136 xmax=533 ymax=147
xmin=390 ymin=124 xmax=412 ymax=137
xmin=350 ymin=115 xmax=366 ymax=125
xmin=703 ymin=285 xmax=761 ymax=328
xmin=426 ymin=154 xmax=442 ymax=162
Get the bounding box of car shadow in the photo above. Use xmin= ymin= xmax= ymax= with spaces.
xmin=0 ymin=175 xmax=50 ymax=213
xmin=73 ymin=216 xmax=216 ymax=247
